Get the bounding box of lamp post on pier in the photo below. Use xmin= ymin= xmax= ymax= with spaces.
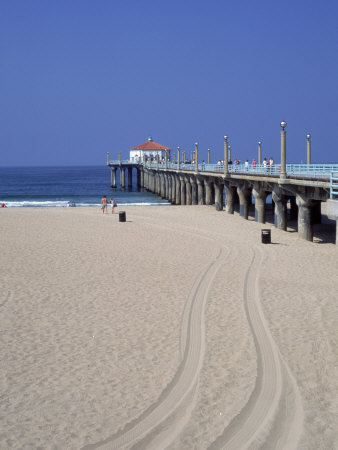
xmin=228 ymin=145 xmax=231 ymax=162
xmin=306 ymin=134 xmax=311 ymax=164
xmin=177 ymin=146 xmax=180 ymax=170
xmin=224 ymin=136 xmax=229 ymax=176
xmin=280 ymin=121 xmax=287 ymax=179
xmin=208 ymin=148 xmax=211 ymax=164
xmin=258 ymin=141 xmax=262 ymax=164
xmin=195 ymin=142 xmax=199 ymax=172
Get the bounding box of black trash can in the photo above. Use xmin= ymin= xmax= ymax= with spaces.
xmin=261 ymin=229 xmax=271 ymax=244
xmin=119 ymin=211 xmax=126 ymax=222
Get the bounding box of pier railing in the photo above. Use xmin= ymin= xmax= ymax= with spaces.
xmin=330 ymin=172 xmax=338 ymax=199
xmin=108 ymin=160 xmax=338 ymax=181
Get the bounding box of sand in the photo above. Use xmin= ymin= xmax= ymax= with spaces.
xmin=1 ymin=205 xmax=337 ymax=449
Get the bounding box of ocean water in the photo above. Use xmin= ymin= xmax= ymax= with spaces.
xmin=0 ymin=166 xmax=169 ymax=207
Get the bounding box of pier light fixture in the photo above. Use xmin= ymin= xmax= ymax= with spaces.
xmin=280 ymin=122 xmax=287 ymax=179
xmin=195 ymin=142 xmax=199 ymax=172
xmin=258 ymin=141 xmax=262 ymax=164
xmin=306 ymin=134 xmax=311 ymax=164
xmin=224 ymin=136 xmax=229 ymax=175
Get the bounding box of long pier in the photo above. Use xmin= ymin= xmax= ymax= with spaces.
xmin=107 ymin=154 xmax=338 ymax=245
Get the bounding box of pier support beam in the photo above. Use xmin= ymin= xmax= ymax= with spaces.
xmin=165 ymin=174 xmax=170 ymax=200
xmin=327 ymin=199 xmax=338 ymax=246
xmin=272 ymin=188 xmax=287 ymax=231
xmin=150 ymin=172 xmax=154 ymax=193
xmin=197 ymin=178 xmax=205 ymax=205
xmin=175 ymin=175 xmax=181 ymax=205
xmin=180 ymin=175 xmax=186 ymax=205
xmin=211 ymin=183 xmax=215 ymax=205
xmin=160 ymin=173 xmax=166 ymax=198
xmin=110 ymin=168 xmax=116 ymax=188
xmin=205 ymin=179 xmax=213 ymax=205
xmin=191 ymin=177 xmax=198 ymax=205
xmin=296 ymin=195 xmax=313 ymax=241
xmin=128 ymin=167 xmax=133 ymax=188
xmin=214 ymin=182 xmax=223 ymax=211
xmin=167 ymin=174 xmax=171 ymax=200
xmin=185 ymin=176 xmax=192 ymax=205
xmin=156 ymin=173 xmax=161 ymax=195
xmin=224 ymin=184 xmax=235 ymax=214
xmin=120 ymin=168 xmax=126 ymax=189
xmin=237 ymin=184 xmax=251 ymax=219
xmin=171 ymin=175 xmax=176 ymax=204
xmin=253 ymin=183 xmax=267 ymax=223
xmin=140 ymin=169 xmax=144 ymax=188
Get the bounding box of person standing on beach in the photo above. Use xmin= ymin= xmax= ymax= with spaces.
xmin=110 ymin=197 xmax=117 ymax=214
xmin=101 ymin=195 xmax=108 ymax=214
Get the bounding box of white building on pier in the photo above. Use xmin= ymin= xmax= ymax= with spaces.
xmin=129 ymin=137 xmax=170 ymax=162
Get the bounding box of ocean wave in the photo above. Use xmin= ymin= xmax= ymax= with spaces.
xmin=1 ymin=201 xmax=170 ymax=208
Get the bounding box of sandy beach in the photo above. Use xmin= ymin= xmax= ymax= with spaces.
xmin=1 ymin=205 xmax=337 ymax=449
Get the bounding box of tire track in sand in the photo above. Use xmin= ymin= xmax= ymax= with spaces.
xmin=83 ymin=248 xmax=226 ymax=450
xmin=209 ymin=245 xmax=303 ymax=450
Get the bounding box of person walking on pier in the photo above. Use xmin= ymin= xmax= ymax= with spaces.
xmin=101 ymin=195 xmax=108 ymax=214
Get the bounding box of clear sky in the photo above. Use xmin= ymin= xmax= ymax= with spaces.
xmin=1 ymin=0 xmax=338 ymax=166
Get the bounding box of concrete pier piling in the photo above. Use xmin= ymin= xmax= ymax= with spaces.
xmin=120 ymin=168 xmax=125 ymax=189
xmin=272 ymin=189 xmax=287 ymax=231
xmin=110 ymin=168 xmax=116 ymax=188
xmin=185 ymin=176 xmax=192 ymax=205
xmin=237 ymin=184 xmax=251 ymax=219
xmin=253 ymin=183 xmax=267 ymax=223
xmin=128 ymin=167 xmax=133 ymax=188
xmin=175 ymin=176 xmax=181 ymax=205
xmin=205 ymin=179 xmax=213 ymax=205
xmin=197 ymin=178 xmax=205 ymax=205
xmin=224 ymin=184 xmax=235 ymax=214
xmin=214 ymin=182 xmax=223 ymax=211
xmin=180 ymin=175 xmax=186 ymax=205
xmin=191 ymin=177 xmax=198 ymax=205
xmin=296 ymin=194 xmax=314 ymax=241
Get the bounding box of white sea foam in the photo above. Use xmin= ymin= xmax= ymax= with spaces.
xmin=2 ymin=201 xmax=170 ymax=208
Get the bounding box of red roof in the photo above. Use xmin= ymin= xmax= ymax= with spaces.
xmin=131 ymin=137 xmax=170 ymax=151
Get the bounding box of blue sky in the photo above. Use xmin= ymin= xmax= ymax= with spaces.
xmin=1 ymin=0 xmax=338 ymax=166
